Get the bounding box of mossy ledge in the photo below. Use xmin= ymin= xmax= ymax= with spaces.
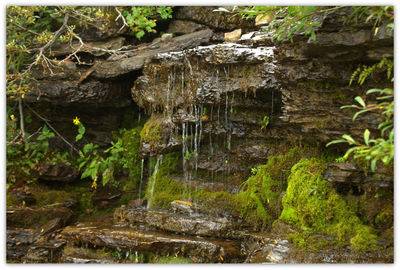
xmin=280 ymin=158 xmax=378 ymax=251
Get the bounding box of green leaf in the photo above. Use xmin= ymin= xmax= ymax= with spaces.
xmin=75 ymin=134 xmax=83 ymax=142
xmin=354 ymin=96 xmax=366 ymax=107
xmin=370 ymin=158 xmax=378 ymax=172
xmin=81 ymin=168 xmax=92 ymax=179
xmin=83 ymin=143 xmax=93 ymax=154
xmin=363 ymin=129 xmax=370 ymax=145
xmin=342 ymin=134 xmax=355 ymax=144
xmin=326 ymin=139 xmax=346 ymax=147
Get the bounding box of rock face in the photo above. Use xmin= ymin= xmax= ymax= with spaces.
xmin=175 ymin=6 xmax=255 ymax=31
xmin=114 ymin=207 xmax=244 ymax=239
xmin=130 ymin=8 xmax=393 ymax=199
xmin=92 ymin=29 xmax=213 ymax=79
xmin=61 ymin=220 xmax=244 ymax=263
xmin=38 ymin=163 xmax=79 ymax=183
xmin=8 ymin=7 xmax=394 ymax=264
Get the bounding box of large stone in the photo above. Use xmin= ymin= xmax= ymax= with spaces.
xmin=6 ymin=228 xmax=34 ymax=261
xmin=38 ymin=163 xmax=79 ymax=183
xmin=92 ymin=29 xmax=213 ymax=79
xmin=224 ymin=29 xmax=242 ymax=43
xmin=61 ymin=221 xmax=244 ymax=263
xmin=167 ymin=20 xmax=209 ymax=35
xmin=25 ymin=80 xmax=132 ymax=108
xmin=175 ymin=6 xmax=254 ymax=31
xmin=6 ymin=206 xmax=74 ymax=229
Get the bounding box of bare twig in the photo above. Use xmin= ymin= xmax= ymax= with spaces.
xmin=18 ymin=97 xmax=25 ymax=139
xmin=115 ymin=7 xmax=129 ymax=31
xmin=23 ymin=13 xmax=70 ymax=76
xmin=24 ymin=102 xmax=80 ymax=154
xmin=9 ymin=20 xmax=41 ymax=36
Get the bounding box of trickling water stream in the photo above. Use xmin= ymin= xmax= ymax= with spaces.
xmin=147 ymin=155 xmax=163 ymax=209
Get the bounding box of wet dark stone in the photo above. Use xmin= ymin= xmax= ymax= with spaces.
xmin=7 ymin=206 xmax=74 ymax=229
xmin=38 ymin=163 xmax=79 ymax=183
xmin=128 ymin=198 xmax=147 ymax=208
xmin=92 ymin=29 xmax=213 ymax=79
xmin=61 ymin=221 xmax=245 ymax=263
xmin=325 ymin=162 xmax=393 ymax=188
xmin=8 ymin=189 xmax=36 ymax=206
xmin=23 ymin=239 xmax=67 ymax=263
xmin=324 ymin=163 xmax=364 ymax=184
xmin=31 ymin=217 xmax=67 ymax=243
xmin=25 ymin=80 xmax=132 ymax=108
xmin=92 ymin=187 xmax=122 ymax=207
xmin=167 ymin=20 xmax=209 ymax=35
xmin=6 ymin=228 xmax=34 ymax=261
xmin=114 ymin=207 xmax=245 ymax=239
xmin=175 ymin=6 xmax=255 ymax=31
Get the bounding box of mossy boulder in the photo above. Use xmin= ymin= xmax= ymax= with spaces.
xmin=280 ymin=158 xmax=378 ymax=251
xmin=139 ymin=115 xmax=181 ymax=157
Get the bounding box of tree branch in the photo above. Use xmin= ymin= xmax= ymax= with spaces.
xmin=9 ymin=20 xmax=41 ymax=36
xmin=115 ymin=7 xmax=129 ymax=31
xmin=24 ymin=102 xmax=80 ymax=154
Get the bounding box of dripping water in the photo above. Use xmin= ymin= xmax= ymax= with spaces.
xmin=147 ymin=155 xmax=163 ymax=209
xmin=138 ymin=159 xmax=144 ymax=200
xmin=194 ymin=105 xmax=198 ymax=171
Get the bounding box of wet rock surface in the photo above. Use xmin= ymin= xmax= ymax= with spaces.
xmin=61 ymin=220 xmax=244 ymax=263
xmin=7 ymin=206 xmax=74 ymax=229
xmin=114 ymin=207 xmax=245 ymax=239
xmin=325 ymin=162 xmax=393 ymax=187
xmin=175 ymin=6 xmax=255 ymax=31
xmin=38 ymin=163 xmax=79 ymax=183
xmin=92 ymin=29 xmax=213 ymax=79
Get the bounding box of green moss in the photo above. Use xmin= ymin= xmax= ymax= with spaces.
xmin=140 ymin=115 xmax=162 ymax=147
xmin=64 ymin=184 xmax=94 ymax=218
xmin=33 ymin=190 xmax=74 ymax=207
xmin=350 ymin=226 xmax=378 ymax=251
xmin=288 ymin=233 xmax=307 ymax=248
xmin=6 ymin=193 xmax=20 ymax=206
xmin=280 ymin=158 xmax=378 ymax=251
xmin=146 ymin=146 xmax=326 ymax=230
xmin=154 ymin=256 xmax=193 ymax=264
xmin=375 ymin=206 xmax=393 ymax=229
xmin=234 ymin=146 xmax=315 ymax=229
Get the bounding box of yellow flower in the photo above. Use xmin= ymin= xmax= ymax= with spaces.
xmin=91 ymin=181 xmax=97 ymax=189
xmin=73 ymin=116 xmax=80 ymax=125
xmin=10 ymin=115 xmax=15 ymax=121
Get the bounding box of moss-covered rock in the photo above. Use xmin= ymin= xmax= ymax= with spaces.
xmin=140 ymin=115 xmax=163 ymax=147
xmin=234 ymin=146 xmax=320 ymax=229
xmin=280 ymin=158 xmax=378 ymax=251
xmin=33 ymin=189 xmax=75 ymax=207
xmin=154 ymin=256 xmax=194 ymax=263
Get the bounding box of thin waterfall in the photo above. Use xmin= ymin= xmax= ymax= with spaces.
xmin=138 ymin=158 xmax=144 ymax=200
xmin=147 ymin=155 xmax=163 ymax=209
xmin=194 ymin=105 xmax=198 ymax=171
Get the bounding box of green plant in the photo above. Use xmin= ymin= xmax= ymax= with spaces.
xmin=217 ymin=6 xmax=328 ymax=42
xmin=259 ymin=115 xmax=269 ymax=132
xmin=184 ymin=149 xmax=192 ymax=161
xmin=75 ymin=119 xmax=143 ymax=189
xmin=217 ymin=6 xmax=393 ymax=43
xmin=327 ymin=58 xmax=394 ymax=172
xmin=122 ymin=6 xmax=172 ymax=39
